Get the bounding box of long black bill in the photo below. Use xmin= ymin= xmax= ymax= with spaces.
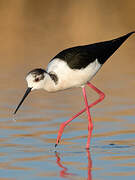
xmin=14 ymin=87 xmax=32 ymax=114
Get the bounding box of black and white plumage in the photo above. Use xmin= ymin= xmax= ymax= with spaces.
xmin=52 ymin=31 xmax=134 ymax=68
xmin=43 ymin=31 xmax=134 ymax=92
xmin=14 ymin=31 xmax=134 ymax=119
xmin=13 ymin=31 xmax=134 ymax=148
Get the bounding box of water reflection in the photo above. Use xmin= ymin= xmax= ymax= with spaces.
xmin=87 ymin=150 xmax=92 ymax=180
xmin=55 ymin=150 xmax=92 ymax=180
xmin=0 ymin=1 xmax=135 ymax=180
xmin=55 ymin=151 xmax=76 ymax=178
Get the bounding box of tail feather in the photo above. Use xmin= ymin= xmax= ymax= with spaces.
xmin=97 ymin=31 xmax=135 ymax=64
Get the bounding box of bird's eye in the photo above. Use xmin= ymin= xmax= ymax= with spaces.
xmin=35 ymin=77 xmax=40 ymax=82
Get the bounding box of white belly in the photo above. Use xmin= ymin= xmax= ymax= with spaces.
xmin=45 ymin=58 xmax=101 ymax=92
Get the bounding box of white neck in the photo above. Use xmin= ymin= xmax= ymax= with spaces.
xmin=43 ymin=74 xmax=57 ymax=92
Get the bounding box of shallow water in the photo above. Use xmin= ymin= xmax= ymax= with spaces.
xmin=1 ymin=74 xmax=135 ymax=180
xmin=1 ymin=1 xmax=135 ymax=179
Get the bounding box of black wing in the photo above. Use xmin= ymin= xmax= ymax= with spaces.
xmin=52 ymin=31 xmax=134 ymax=69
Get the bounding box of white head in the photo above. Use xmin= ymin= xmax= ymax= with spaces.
xmin=14 ymin=68 xmax=47 ymax=114
xmin=26 ymin=68 xmax=47 ymax=90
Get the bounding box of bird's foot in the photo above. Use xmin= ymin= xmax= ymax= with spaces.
xmin=55 ymin=139 xmax=60 ymax=148
xmin=55 ymin=123 xmax=65 ymax=148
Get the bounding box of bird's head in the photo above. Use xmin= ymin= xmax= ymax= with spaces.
xmin=14 ymin=68 xmax=47 ymax=114
xmin=26 ymin=68 xmax=47 ymax=91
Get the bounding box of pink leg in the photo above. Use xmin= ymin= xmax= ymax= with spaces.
xmin=55 ymin=82 xmax=105 ymax=147
xmin=82 ymin=87 xmax=93 ymax=149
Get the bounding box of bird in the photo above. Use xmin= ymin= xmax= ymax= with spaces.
xmin=14 ymin=31 xmax=134 ymax=149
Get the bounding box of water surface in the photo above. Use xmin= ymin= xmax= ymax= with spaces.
xmin=0 ymin=1 xmax=135 ymax=179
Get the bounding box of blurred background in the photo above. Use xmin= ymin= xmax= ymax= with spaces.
xmin=0 ymin=0 xmax=135 ymax=73
xmin=0 ymin=1 xmax=135 ymax=180
xmin=1 ymin=0 xmax=135 ymax=109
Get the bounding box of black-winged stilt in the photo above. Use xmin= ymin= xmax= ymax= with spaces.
xmin=14 ymin=31 xmax=134 ymax=149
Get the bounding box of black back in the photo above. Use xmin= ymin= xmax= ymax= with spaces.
xmin=51 ymin=32 xmax=134 ymax=69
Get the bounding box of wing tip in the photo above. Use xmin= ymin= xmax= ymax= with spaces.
xmin=124 ymin=31 xmax=135 ymax=38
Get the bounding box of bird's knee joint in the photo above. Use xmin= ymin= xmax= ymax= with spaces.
xmin=91 ymin=126 xmax=94 ymax=130
xmin=88 ymin=124 xmax=94 ymax=131
xmin=100 ymin=93 xmax=105 ymax=100
xmin=60 ymin=122 xmax=66 ymax=129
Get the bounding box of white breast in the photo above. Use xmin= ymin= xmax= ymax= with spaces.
xmin=45 ymin=58 xmax=101 ymax=92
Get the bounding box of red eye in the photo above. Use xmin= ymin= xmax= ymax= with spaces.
xmin=35 ymin=78 xmax=39 ymax=82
